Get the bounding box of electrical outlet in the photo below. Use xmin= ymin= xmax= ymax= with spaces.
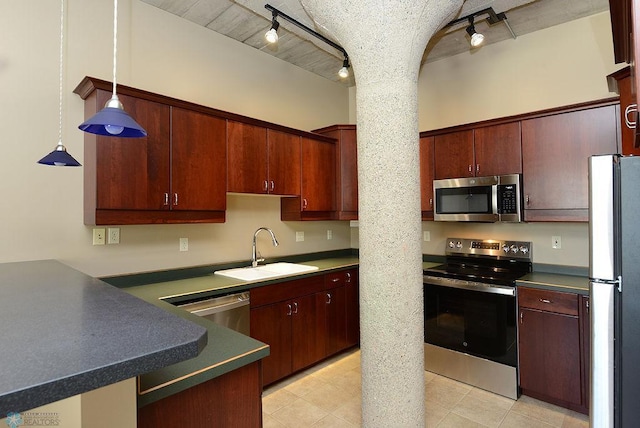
xmin=92 ymin=228 xmax=106 ymax=246
xmin=179 ymin=238 xmax=189 ymax=252
xmin=296 ymin=231 xmax=305 ymax=242
xmin=423 ymin=231 xmax=431 ymax=242
xmin=552 ymin=235 xmax=562 ymax=249
xmin=327 ymin=230 xmax=332 ymax=240
xmin=107 ymin=227 xmax=120 ymax=244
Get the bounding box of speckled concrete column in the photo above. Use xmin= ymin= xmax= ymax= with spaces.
xmin=301 ymin=1 xmax=461 ymax=426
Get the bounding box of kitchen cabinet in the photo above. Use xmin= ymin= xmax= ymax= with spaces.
xmin=281 ymin=136 xmax=336 ymax=221
xmin=432 ymin=123 xmax=521 ymax=179
xmin=579 ymin=295 xmax=590 ymax=412
xmin=521 ymin=103 xmax=618 ymax=222
xmin=76 ymin=77 xmax=227 ymax=225
xmin=324 ymin=269 xmax=359 ymax=355
xmin=420 ymin=136 xmax=435 ymax=220
xmin=312 ymin=125 xmax=358 ymax=220
xmin=138 ymin=361 xmax=262 ymax=428
xmin=250 ymin=275 xmax=326 ymax=386
xmin=608 ymin=66 xmax=640 ymax=155
xmin=227 ymin=122 xmax=301 ymax=196
xmin=518 ymin=287 xmax=587 ymax=413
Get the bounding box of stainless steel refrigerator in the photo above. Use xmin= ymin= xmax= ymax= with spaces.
xmin=589 ymin=154 xmax=640 ymax=427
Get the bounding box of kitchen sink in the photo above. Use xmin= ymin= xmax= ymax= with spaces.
xmin=214 ymin=262 xmax=319 ymax=281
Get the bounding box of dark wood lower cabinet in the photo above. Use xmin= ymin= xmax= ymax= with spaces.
xmin=137 ymin=361 xmax=262 ymax=428
xmin=518 ymin=287 xmax=589 ymax=414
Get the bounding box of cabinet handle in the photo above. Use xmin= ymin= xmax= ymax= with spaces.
xmin=270 ymin=181 xmax=275 ymax=192
xmin=173 ymin=193 xmax=178 ymax=206
xmin=346 ymin=272 xmax=351 ymax=282
xmin=586 ymin=300 xmax=589 ymax=310
xmin=303 ymin=198 xmax=308 ymax=210
xmin=263 ymin=180 xmax=269 ymax=192
xmin=525 ymin=195 xmax=530 ymax=205
xmin=326 ymin=293 xmax=332 ymax=304
xmin=331 ymin=277 xmax=340 ymax=283
xmin=164 ymin=193 xmax=169 ymax=206
xmin=625 ymin=104 xmax=637 ymax=129
xmin=293 ymin=302 xmax=298 ymax=314
xmin=287 ymin=304 xmax=292 ymax=316
xmin=520 ymin=311 xmax=523 ymax=324
xmin=476 ymin=164 xmax=480 ymax=174
xmin=429 ymin=198 xmax=433 ymax=208
xmin=539 ymin=298 xmax=552 ymax=304
xmin=468 ymin=164 xmax=472 ymax=173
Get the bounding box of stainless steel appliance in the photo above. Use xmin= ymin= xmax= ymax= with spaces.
xmin=423 ymin=238 xmax=532 ymax=399
xmin=178 ymin=291 xmax=250 ymax=335
xmin=433 ymin=174 xmax=523 ymax=222
xmin=589 ymin=154 xmax=640 ymax=427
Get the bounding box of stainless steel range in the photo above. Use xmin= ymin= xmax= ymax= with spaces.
xmin=423 ymin=238 xmax=532 ymax=399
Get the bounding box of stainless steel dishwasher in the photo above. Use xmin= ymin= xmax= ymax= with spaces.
xmin=178 ymin=291 xmax=250 ymax=335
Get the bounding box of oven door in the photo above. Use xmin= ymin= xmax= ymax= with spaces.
xmin=423 ymin=277 xmax=517 ymax=367
xmin=433 ymin=176 xmax=499 ymax=222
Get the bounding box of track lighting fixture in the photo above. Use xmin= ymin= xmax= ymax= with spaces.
xmin=78 ymin=0 xmax=146 ymax=138
xmin=38 ymin=0 xmax=81 ymax=166
xmin=265 ymin=11 xmax=279 ymax=44
xmin=338 ymin=56 xmax=350 ymax=78
xmin=466 ymin=18 xmax=485 ymax=47
xmin=445 ymin=7 xmax=516 ymax=50
xmin=265 ymin=4 xmax=350 ymax=80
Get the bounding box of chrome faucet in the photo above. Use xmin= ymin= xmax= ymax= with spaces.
xmin=252 ymin=227 xmax=279 ymax=267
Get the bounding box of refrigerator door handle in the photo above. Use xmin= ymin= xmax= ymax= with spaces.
xmin=590 ymin=279 xmax=616 ymax=428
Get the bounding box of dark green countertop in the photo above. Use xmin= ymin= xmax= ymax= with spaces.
xmin=121 ymin=256 xmax=360 ymax=407
xmin=517 ymin=271 xmax=590 ymax=295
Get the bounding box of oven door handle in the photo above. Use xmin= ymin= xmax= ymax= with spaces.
xmin=423 ymin=275 xmax=515 ymax=296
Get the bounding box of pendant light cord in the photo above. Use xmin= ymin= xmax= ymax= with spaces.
xmin=58 ymin=0 xmax=65 ymax=146
xmin=112 ymin=0 xmax=118 ymax=97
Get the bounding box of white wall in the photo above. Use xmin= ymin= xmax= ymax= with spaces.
xmin=1 ymin=0 xmax=351 ymax=277
xmin=351 ymin=11 xmax=619 ymax=268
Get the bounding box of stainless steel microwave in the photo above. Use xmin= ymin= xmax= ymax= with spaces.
xmin=433 ymin=174 xmax=523 ymax=222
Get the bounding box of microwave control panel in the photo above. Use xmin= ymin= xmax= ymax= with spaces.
xmin=498 ymin=184 xmax=518 ymax=214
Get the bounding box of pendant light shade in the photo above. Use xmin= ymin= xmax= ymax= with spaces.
xmin=79 ymin=95 xmax=147 ymax=137
xmin=79 ymin=0 xmax=146 ymax=138
xmin=38 ymin=142 xmax=82 ymax=166
xmin=38 ymin=0 xmax=81 ymax=167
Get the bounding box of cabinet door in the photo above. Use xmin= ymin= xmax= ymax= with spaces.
xmin=267 ymin=129 xmax=301 ymax=195
xmin=325 ymin=286 xmax=347 ymax=356
xmin=227 ymin=121 xmax=268 ymax=194
xmin=519 ymin=307 xmax=581 ymax=406
xmin=521 ymin=106 xmax=618 ymax=215
xmin=250 ymin=302 xmax=292 ymax=386
xmin=580 ymin=295 xmax=590 ymax=411
xmin=301 ymin=137 xmax=336 ymax=212
xmin=434 ymin=130 xmax=474 ymax=179
xmin=95 ymin=91 xmax=171 ymax=210
xmin=473 ymin=122 xmax=522 ymax=176
xmin=171 ymin=108 xmax=226 ymax=210
xmin=338 ymin=129 xmax=358 ymax=215
xmin=291 ymin=293 xmax=325 ymax=372
xmin=420 ymin=136 xmax=435 ymax=214
xmin=345 ymin=270 xmax=360 ymax=348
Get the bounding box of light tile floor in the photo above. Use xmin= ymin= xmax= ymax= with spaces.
xmin=262 ymin=349 xmax=590 ymax=427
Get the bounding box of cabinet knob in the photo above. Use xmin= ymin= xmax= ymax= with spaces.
xmin=625 ymin=104 xmax=637 ymax=129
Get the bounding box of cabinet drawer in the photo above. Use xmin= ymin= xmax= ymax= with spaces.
xmin=250 ymin=275 xmax=325 ymax=308
xmin=518 ymin=287 xmax=578 ymax=316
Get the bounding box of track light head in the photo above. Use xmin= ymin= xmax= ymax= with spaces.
xmin=466 ymin=18 xmax=484 ymax=47
xmin=265 ymin=13 xmax=280 ymax=44
xmin=338 ymin=57 xmax=350 ymax=78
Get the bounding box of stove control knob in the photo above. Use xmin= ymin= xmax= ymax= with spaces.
xmin=502 ymin=244 xmax=510 ymax=253
xmin=510 ymin=244 xmax=518 ymax=253
xmin=519 ymin=245 xmax=529 ymax=254
xmin=456 ymin=241 xmax=463 ymax=249
xmin=448 ymin=241 xmax=455 ymax=248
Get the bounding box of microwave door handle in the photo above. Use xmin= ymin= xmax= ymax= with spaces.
xmin=492 ymin=184 xmax=499 ymax=216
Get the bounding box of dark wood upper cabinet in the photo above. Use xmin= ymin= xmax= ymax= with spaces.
xmin=312 ymin=125 xmax=358 ymax=220
xmin=267 ymin=129 xmax=301 ymax=196
xmin=608 ymin=66 xmax=640 ymax=155
xmin=434 ymin=130 xmax=474 ymax=179
xmin=419 ymin=136 xmax=435 ymax=218
xmin=227 ymin=121 xmax=268 ymax=194
xmin=521 ymin=104 xmax=618 ymax=221
xmin=473 ymin=122 xmax=522 ymax=176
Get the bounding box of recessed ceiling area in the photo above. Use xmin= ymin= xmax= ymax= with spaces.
xmin=141 ymin=0 xmax=610 ymax=86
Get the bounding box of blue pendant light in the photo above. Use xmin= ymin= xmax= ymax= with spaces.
xmin=38 ymin=0 xmax=81 ymax=167
xmin=78 ymin=0 xmax=146 ymax=138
